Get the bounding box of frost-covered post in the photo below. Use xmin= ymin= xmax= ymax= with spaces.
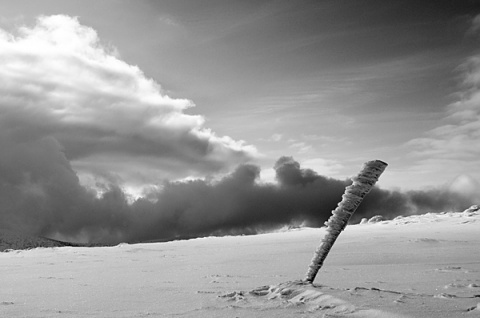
xmin=304 ymin=160 xmax=388 ymax=284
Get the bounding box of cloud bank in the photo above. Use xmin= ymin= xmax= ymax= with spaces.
xmin=0 ymin=140 xmax=474 ymax=244
xmin=0 ymin=15 xmax=257 ymax=191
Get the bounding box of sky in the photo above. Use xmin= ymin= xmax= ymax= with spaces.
xmin=0 ymin=1 xmax=480 ymax=243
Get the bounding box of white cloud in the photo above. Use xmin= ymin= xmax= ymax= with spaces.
xmin=406 ymin=44 xmax=480 ymax=189
xmin=258 ymin=133 xmax=283 ymax=142
xmin=158 ymin=15 xmax=180 ymax=27
xmin=300 ymin=158 xmax=343 ymax=177
xmin=289 ymin=142 xmax=313 ymax=154
xmin=469 ymin=14 xmax=480 ymax=35
xmin=270 ymin=133 xmax=282 ymax=142
xmin=0 ymin=15 xmax=257 ymax=190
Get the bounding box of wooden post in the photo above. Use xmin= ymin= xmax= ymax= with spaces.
xmin=304 ymin=160 xmax=388 ymax=284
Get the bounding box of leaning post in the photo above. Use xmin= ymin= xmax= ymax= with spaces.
xmin=304 ymin=160 xmax=388 ymax=284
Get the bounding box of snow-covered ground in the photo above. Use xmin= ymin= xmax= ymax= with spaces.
xmin=1 ymin=209 xmax=479 ymax=317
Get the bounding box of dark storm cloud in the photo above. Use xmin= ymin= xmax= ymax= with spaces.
xmin=1 ymin=143 xmax=474 ymax=244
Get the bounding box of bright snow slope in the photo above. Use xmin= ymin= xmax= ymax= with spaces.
xmin=1 ymin=209 xmax=479 ymax=318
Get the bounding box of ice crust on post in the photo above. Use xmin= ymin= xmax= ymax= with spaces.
xmin=304 ymin=160 xmax=388 ymax=284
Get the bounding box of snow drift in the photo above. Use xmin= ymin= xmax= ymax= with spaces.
xmin=1 ymin=207 xmax=479 ymax=318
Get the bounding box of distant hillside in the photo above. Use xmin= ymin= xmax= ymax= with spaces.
xmin=0 ymin=230 xmax=82 ymax=252
xmin=2 ymin=205 xmax=477 ymax=252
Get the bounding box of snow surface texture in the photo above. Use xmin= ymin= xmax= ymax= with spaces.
xmin=1 ymin=208 xmax=480 ymax=317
